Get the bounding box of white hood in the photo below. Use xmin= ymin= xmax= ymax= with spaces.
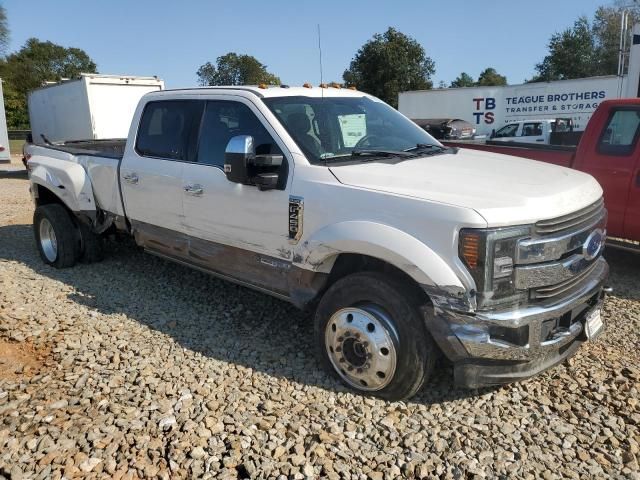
xmin=329 ymin=148 xmax=603 ymax=227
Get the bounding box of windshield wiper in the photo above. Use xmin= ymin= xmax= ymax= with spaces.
xmin=404 ymin=143 xmax=446 ymax=153
xmin=351 ymin=149 xmax=413 ymax=158
xmin=321 ymin=149 xmax=412 ymax=164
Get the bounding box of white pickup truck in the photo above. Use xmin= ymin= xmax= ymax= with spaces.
xmin=490 ymin=119 xmax=571 ymax=144
xmin=25 ymin=86 xmax=609 ymax=400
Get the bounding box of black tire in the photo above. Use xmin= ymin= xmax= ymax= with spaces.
xmin=33 ymin=204 xmax=80 ymax=268
xmin=314 ymin=271 xmax=437 ymax=401
xmin=78 ymin=221 xmax=104 ymax=263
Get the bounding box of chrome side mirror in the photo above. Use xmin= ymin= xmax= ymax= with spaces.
xmin=224 ymin=135 xmax=254 ymax=184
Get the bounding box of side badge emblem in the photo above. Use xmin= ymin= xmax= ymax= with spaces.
xmin=289 ymin=196 xmax=303 ymax=243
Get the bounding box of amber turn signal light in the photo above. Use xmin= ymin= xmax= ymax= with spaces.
xmin=460 ymin=233 xmax=480 ymax=269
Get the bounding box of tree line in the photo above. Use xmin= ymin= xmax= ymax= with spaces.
xmin=0 ymin=2 xmax=636 ymax=129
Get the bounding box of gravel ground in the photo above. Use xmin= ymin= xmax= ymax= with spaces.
xmin=0 ymin=160 xmax=639 ymax=479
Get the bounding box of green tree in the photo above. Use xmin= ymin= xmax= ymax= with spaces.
xmin=593 ymin=6 xmax=638 ymax=75
xmin=343 ymin=27 xmax=435 ymax=108
xmin=0 ymin=38 xmax=97 ymax=129
xmin=450 ymin=72 xmax=475 ymax=88
xmin=530 ymin=6 xmax=638 ymax=82
xmin=533 ymin=17 xmax=596 ymax=81
xmin=196 ymin=53 xmax=280 ymax=86
xmin=476 ymin=67 xmax=507 ymax=86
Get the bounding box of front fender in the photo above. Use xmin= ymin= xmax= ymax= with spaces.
xmin=29 ymin=159 xmax=96 ymax=214
xmin=295 ymin=221 xmax=465 ymax=290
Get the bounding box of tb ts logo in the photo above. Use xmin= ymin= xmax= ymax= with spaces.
xmin=472 ymin=97 xmax=495 ymax=124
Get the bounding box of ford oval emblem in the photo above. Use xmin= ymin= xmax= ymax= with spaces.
xmin=583 ymin=229 xmax=605 ymax=261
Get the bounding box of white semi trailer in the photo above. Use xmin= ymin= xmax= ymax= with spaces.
xmin=399 ymin=24 xmax=640 ymax=137
xmin=399 ymin=76 xmax=621 ymax=137
xmin=28 ymin=74 xmax=164 ymax=143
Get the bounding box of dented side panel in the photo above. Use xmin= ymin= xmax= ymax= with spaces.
xmin=132 ymin=220 xmax=322 ymax=306
xmin=29 ymin=153 xmax=97 ymax=214
xmin=293 ymin=220 xmax=468 ymax=290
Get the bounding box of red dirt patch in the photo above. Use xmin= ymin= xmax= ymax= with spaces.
xmin=0 ymin=339 xmax=51 ymax=381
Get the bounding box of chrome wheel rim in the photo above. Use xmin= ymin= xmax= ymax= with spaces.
xmin=39 ymin=218 xmax=58 ymax=262
xmin=324 ymin=304 xmax=398 ymax=391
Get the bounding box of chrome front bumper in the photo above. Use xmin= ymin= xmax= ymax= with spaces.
xmin=426 ymin=257 xmax=608 ymax=388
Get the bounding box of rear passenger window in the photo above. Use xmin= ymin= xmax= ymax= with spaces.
xmin=521 ymin=122 xmax=542 ymax=136
xmin=598 ymin=109 xmax=640 ymax=156
xmin=197 ymin=101 xmax=282 ymax=167
xmin=136 ymin=100 xmax=203 ymax=161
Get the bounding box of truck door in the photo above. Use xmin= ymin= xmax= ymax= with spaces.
xmin=120 ymin=100 xmax=203 ymax=256
xmin=180 ymin=98 xmax=293 ymax=295
xmin=492 ymin=123 xmax=519 ymax=142
xmin=624 ymin=135 xmax=640 ymax=241
xmin=580 ymin=107 xmax=640 ymax=237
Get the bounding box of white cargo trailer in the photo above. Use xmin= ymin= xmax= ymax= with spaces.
xmin=28 ymin=74 xmax=164 ymax=143
xmin=0 ymin=79 xmax=10 ymax=162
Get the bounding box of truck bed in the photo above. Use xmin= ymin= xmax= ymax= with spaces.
xmin=26 ymin=141 xmax=126 ymax=217
xmin=443 ymin=140 xmax=576 ymax=167
xmin=42 ymin=139 xmax=126 ymax=159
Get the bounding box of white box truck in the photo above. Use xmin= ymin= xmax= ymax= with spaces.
xmin=27 ymin=74 xmax=164 ymax=143
xmin=0 ymin=79 xmax=11 ymax=162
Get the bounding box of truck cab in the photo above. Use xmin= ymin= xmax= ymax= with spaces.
xmin=570 ymin=100 xmax=640 ymax=242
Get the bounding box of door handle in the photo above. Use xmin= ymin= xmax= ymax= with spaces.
xmin=184 ymin=184 xmax=204 ymax=196
xmin=122 ymin=173 xmax=139 ymax=184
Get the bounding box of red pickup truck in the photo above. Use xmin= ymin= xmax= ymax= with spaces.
xmin=446 ymin=99 xmax=640 ymax=245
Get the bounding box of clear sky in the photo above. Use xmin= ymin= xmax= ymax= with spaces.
xmin=4 ymin=0 xmax=611 ymax=89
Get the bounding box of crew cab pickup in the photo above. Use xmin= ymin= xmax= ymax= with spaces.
xmin=446 ymin=99 xmax=640 ymax=245
xmin=26 ymin=86 xmax=609 ymax=400
xmin=491 ymin=119 xmax=553 ymax=144
xmin=489 ymin=118 xmax=573 ymax=145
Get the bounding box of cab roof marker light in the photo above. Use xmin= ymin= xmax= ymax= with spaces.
xmin=258 ymin=83 xmax=268 ymax=89
xmin=348 ymin=86 xmax=357 ymax=90
xmin=303 ymin=83 xmax=312 ymax=88
xmin=319 ymin=83 xmax=328 ymax=88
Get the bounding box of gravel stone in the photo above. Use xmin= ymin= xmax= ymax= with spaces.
xmin=1 ymin=157 xmax=639 ymax=478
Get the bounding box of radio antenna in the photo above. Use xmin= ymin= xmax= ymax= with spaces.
xmin=318 ymin=24 xmax=324 ymax=98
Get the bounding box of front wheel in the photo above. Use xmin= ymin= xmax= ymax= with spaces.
xmin=314 ymin=272 xmax=437 ymax=401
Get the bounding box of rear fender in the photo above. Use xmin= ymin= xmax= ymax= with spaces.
xmin=29 ymin=159 xmax=96 ymax=215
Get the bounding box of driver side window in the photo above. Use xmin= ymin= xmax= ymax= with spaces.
xmin=197 ymin=101 xmax=282 ymax=167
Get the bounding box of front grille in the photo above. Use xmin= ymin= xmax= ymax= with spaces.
xmin=534 ymin=198 xmax=605 ymax=236
xmin=531 ymin=260 xmax=599 ymax=300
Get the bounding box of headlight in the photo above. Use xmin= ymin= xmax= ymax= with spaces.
xmin=459 ymin=226 xmax=531 ymax=308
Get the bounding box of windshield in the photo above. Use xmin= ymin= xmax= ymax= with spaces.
xmin=262 ymin=96 xmax=442 ymax=164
